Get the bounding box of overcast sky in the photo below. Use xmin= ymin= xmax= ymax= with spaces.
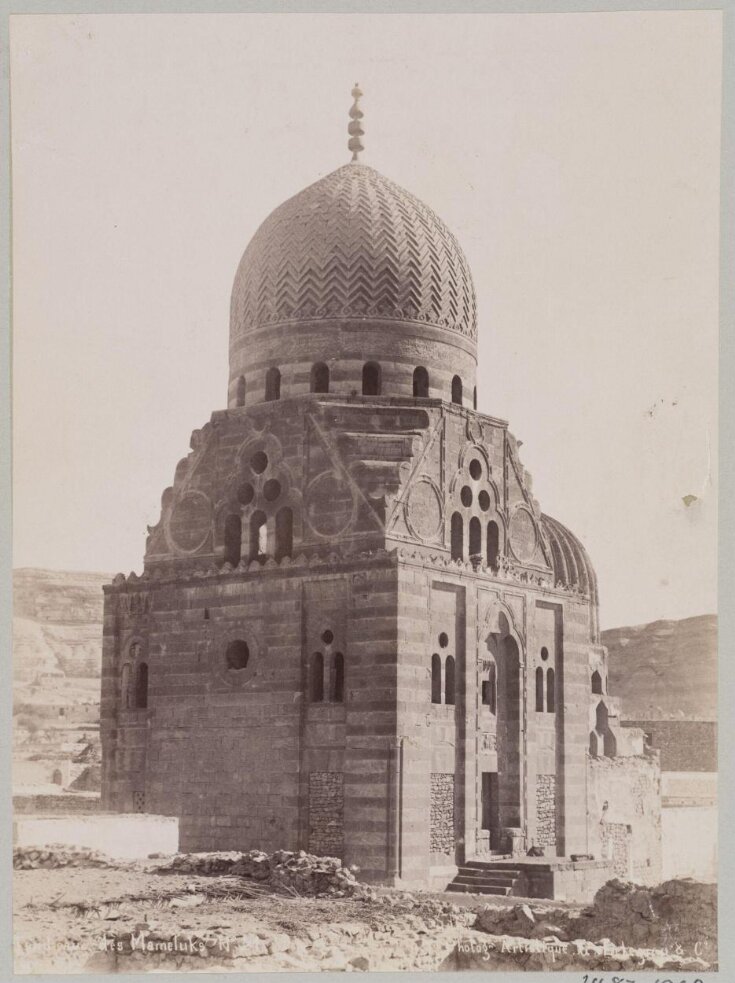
xmin=10 ymin=10 xmax=721 ymax=629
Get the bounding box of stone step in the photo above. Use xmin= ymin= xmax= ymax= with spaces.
xmin=454 ymin=870 xmax=519 ymax=884
xmin=458 ymin=864 xmax=521 ymax=877
xmin=446 ymin=882 xmax=512 ymax=896
xmin=463 ymin=860 xmax=521 ymax=872
xmin=448 ymin=860 xmax=523 ymax=897
xmin=458 ymin=867 xmax=521 ymax=879
xmin=452 ymin=874 xmax=518 ymax=887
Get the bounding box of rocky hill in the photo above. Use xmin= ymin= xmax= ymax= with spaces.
xmin=13 ymin=568 xmax=110 ymax=681
xmin=603 ymin=614 xmax=717 ymax=721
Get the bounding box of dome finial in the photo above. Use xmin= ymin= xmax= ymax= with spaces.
xmin=348 ymin=82 xmax=364 ymax=162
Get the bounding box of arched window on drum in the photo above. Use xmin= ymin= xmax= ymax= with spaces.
xmin=362 ymin=361 xmax=381 ymax=396
xmin=310 ymin=362 xmax=330 ymax=394
xmin=413 ymin=366 xmax=429 ymax=398
xmin=265 ymin=367 xmax=281 ymax=402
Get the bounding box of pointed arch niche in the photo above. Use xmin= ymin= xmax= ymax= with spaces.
xmin=483 ymin=607 xmax=523 ymax=834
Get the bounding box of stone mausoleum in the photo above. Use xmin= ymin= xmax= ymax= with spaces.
xmin=101 ymin=89 xmax=661 ymax=897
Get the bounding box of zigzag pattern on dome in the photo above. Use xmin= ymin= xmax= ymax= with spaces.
xmin=230 ymin=164 xmax=477 ymax=341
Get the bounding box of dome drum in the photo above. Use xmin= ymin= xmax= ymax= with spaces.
xmin=228 ymin=316 xmax=477 ymax=407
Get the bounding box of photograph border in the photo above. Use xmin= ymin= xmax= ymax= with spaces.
xmin=1 ymin=1 xmax=731 ymax=981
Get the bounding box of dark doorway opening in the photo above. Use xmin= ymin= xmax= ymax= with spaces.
xmin=481 ymin=772 xmax=500 ymax=849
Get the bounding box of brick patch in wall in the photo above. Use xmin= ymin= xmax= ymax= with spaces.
xmin=535 ymin=774 xmax=556 ymax=848
xmin=308 ymin=772 xmax=344 ymax=858
xmin=430 ymin=773 xmax=454 ymax=856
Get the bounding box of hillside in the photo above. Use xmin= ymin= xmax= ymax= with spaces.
xmin=603 ymin=614 xmax=717 ymax=721
xmin=13 ymin=568 xmax=110 ymax=682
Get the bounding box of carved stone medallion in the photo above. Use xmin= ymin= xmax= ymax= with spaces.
xmin=304 ymin=471 xmax=355 ymax=538
xmin=508 ymin=507 xmax=537 ymax=563
xmin=405 ymin=478 xmax=443 ymax=541
xmin=167 ymin=491 xmax=212 ymax=553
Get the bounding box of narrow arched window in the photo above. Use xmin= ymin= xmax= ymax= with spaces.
xmin=275 ymin=507 xmax=293 ymax=561
xmin=134 ymin=662 xmax=148 ymax=709
xmin=52 ymin=768 xmax=63 ymax=785
xmin=487 ymin=521 xmax=499 ymax=570
xmin=451 ymin=375 xmax=463 ymax=405
xmin=473 ymin=386 xmax=477 ymax=410
xmin=413 ymin=366 xmax=429 ymax=398
xmin=311 ymin=652 xmax=324 ymax=702
xmin=591 ymin=670 xmax=603 ymax=695
xmin=445 ymin=655 xmax=456 ymax=705
xmin=250 ymin=510 xmax=267 ymax=560
xmin=311 ymin=362 xmax=330 ymax=394
xmin=535 ymin=666 xmax=544 ymax=712
xmin=450 ymin=512 xmax=463 ymax=560
xmin=265 ymin=367 xmax=281 ymax=402
xmin=235 ymin=375 xmax=246 ymax=407
xmin=333 ymin=652 xmax=344 ymax=703
xmin=362 ymin=361 xmax=381 ymax=396
xmin=224 ymin=514 xmax=242 ymax=566
xmin=482 ymin=662 xmax=496 ymax=714
xmin=431 ymin=653 xmax=442 ymax=704
xmin=469 ymin=516 xmax=482 ymax=557
xmin=547 ymin=667 xmax=555 ymax=713
xmin=121 ymin=663 xmax=132 ymax=709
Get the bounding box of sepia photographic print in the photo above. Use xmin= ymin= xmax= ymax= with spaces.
xmin=7 ymin=6 xmax=724 ymax=978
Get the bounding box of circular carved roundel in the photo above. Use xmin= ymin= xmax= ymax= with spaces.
xmin=304 ymin=472 xmax=355 ymax=538
xmin=509 ymin=508 xmax=537 ymax=563
xmin=168 ymin=491 xmax=212 ymax=553
xmin=406 ymin=478 xmax=443 ymax=541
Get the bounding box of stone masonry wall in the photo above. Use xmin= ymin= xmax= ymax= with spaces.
xmin=602 ymin=821 xmax=631 ymax=878
xmin=535 ymin=774 xmax=556 ymax=849
xmin=308 ymin=772 xmax=344 ymax=858
xmin=430 ymin=773 xmax=454 ymax=856
xmin=587 ymin=755 xmax=662 ymax=885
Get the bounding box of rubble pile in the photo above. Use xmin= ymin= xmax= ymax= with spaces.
xmin=476 ymin=901 xmax=574 ymax=940
xmin=473 ymin=878 xmax=717 ymax=962
xmin=370 ymin=892 xmax=476 ymax=928
xmin=156 ymin=851 xmax=243 ymax=876
xmin=472 ymin=882 xmax=716 ymax=967
xmin=13 ymin=845 xmax=120 ymax=870
xmin=570 ymin=877 xmax=717 ymax=961
xmin=266 ymin=850 xmax=365 ymax=897
xmin=157 ymin=849 xmax=369 ymax=897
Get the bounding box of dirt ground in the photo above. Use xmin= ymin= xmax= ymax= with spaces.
xmin=13 ymin=864 xmax=481 ymax=973
xmin=12 ymin=861 xmax=715 ymax=974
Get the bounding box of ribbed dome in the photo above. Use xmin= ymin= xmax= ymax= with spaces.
xmin=230 ymin=163 xmax=477 ymax=342
xmin=540 ymin=513 xmax=598 ymax=602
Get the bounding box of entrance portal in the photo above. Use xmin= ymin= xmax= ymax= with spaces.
xmin=481 ymin=772 xmax=500 ymax=849
xmin=484 ymin=613 xmax=523 ymax=848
